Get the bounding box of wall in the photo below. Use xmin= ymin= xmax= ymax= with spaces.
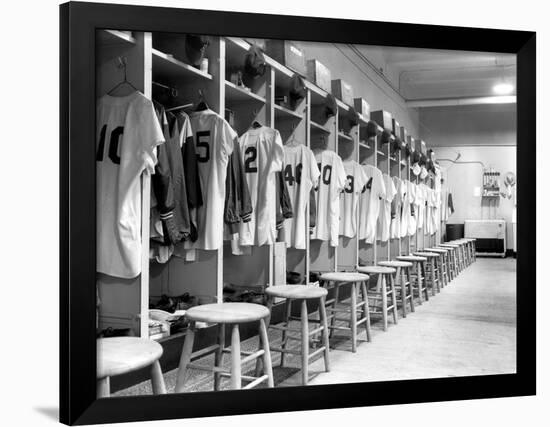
xmin=418 ymin=103 xmax=516 ymax=249
xmin=293 ymin=41 xmax=421 ymax=137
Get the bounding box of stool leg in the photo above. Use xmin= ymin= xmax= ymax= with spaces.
xmin=255 ymin=298 xmax=273 ymax=377
xmin=301 ymin=299 xmax=309 ymax=384
xmin=258 ymin=318 xmax=274 ymax=388
xmin=215 ymin=323 xmax=225 ymax=391
xmin=430 ymin=259 xmax=437 ymax=296
xmin=380 ymin=274 xmax=388 ymax=332
xmin=398 ymin=267 xmax=406 ymax=318
xmin=389 ymin=273 xmax=398 ymax=324
xmin=329 ymin=283 xmax=339 ymax=339
xmin=319 ymin=295 xmax=331 ymax=371
xmin=175 ymin=321 xmax=196 ymax=393
xmin=416 ymin=262 xmax=423 ymax=304
xmin=406 ymin=268 xmax=415 ymax=312
xmin=97 ymin=377 xmax=110 ymax=398
xmin=350 ymin=282 xmax=358 ymax=352
xmin=150 ymin=360 xmax=167 ymax=395
xmin=230 ymin=324 xmax=242 ymax=390
xmin=360 ymin=281 xmax=372 ymax=342
xmin=281 ymin=299 xmax=292 ymax=368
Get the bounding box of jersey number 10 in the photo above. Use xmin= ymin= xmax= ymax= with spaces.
xmin=96 ymin=125 xmax=123 ymax=164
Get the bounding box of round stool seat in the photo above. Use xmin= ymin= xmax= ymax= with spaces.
xmin=97 ymin=337 xmax=164 ymax=379
xmin=379 ymin=260 xmax=413 ymax=268
xmin=320 ymin=271 xmax=369 ymax=282
xmin=186 ymin=302 xmax=269 ymax=324
xmin=357 ymin=265 xmax=396 ymax=275
xmin=439 ymin=244 xmax=459 ymax=248
xmin=432 ymin=246 xmax=451 ymax=251
xmin=413 ymin=251 xmax=439 ymax=258
xmin=396 ymin=255 xmax=427 ymax=262
xmin=424 ymin=248 xmax=447 ymax=254
xmin=265 ymin=284 xmax=328 ymax=299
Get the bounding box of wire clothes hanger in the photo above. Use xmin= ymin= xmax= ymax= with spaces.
xmin=195 ymin=89 xmax=209 ymax=111
xmin=285 ymin=124 xmax=300 ymax=147
xmin=108 ymin=56 xmax=138 ymax=95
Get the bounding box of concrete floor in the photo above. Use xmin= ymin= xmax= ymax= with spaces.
xmin=280 ymin=257 xmax=517 ymax=386
xmin=115 ymin=257 xmax=516 ymax=395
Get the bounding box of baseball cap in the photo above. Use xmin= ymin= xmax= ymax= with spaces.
xmin=325 ymin=94 xmax=338 ymax=118
xmin=366 ymin=120 xmax=379 ymax=139
xmin=420 ymin=166 xmax=428 ymax=180
xmin=244 ymin=45 xmax=266 ymax=78
xmin=185 ymin=34 xmax=209 ymax=66
xmin=289 ymin=74 xmax=307 ymax=103
xmin=380 ymin=129 xmax=392 ymax=144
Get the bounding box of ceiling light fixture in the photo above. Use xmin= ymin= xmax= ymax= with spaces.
xmin=493 ymin=82 xmax=514 ymax=95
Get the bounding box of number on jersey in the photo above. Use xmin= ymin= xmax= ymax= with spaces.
xmin=96 ymin=125 xmax=123 ymax=164
xmin=284 ymin=163 xmax=302 ymax=186
xmin=196 ymin=131 xmax=210 ymax=163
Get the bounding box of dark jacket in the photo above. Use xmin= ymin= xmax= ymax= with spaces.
xmin=224 ymin=140 xmax=253 ymax=234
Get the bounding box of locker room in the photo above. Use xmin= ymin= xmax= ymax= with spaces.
xmin=95 ymin=30 xmax=517 ymax=396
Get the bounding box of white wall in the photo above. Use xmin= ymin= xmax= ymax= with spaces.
xmin=293 ymin=41 xmax=421 ymax=137
xmin=436 ymin=146 xmax=516 ymax=249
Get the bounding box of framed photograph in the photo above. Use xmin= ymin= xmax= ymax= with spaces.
xmin=60 ymin=1 xmax=536 ymax=425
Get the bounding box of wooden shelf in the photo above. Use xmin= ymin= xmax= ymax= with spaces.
xmin=306 ymin=81 xmax=330 ymax=106
xmin=338 ymin=132 xmax=353 ymax=142
xmin=390 ymin=156 xmax=398 ymax=162
xmin=225 ymin=80 xmax=266 ymax=104
xmin=152 ymin=48 xmax=213 ymax=82
xmin=400 ymin=160 xmax=407 ymax=166
xmin=274 ymin=103 xmax=303 ymax=120
xmin=98 ymin=29 xmax=136 ymax=46
xmin=377 ymin=150 xmax=386 ymax=157
xmin=310 ymin=120 xmax=331 ymax=134
xmin=359 ymin=141 xmax=371 ymax=150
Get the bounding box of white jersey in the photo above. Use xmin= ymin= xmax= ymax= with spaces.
xmin=378 ymin=173 xmax=397 ymax=242
xmin=189 ymin=109 xmax=236 ymax=250
xmin=238 ymin=126 xmax=284 ymax=246
xmin=339 ymin=160 xmax=368 ymax=238
xmin=283 ymin=144 xmax=320 ymax=249
xmin=96 ymin=92 xmax=164 ymax=278
xmin=390 ymin=176 xmax=403 ymax=239
xmin=407 ymin=180 xmax=417 ymax=236
xmin=358 ymin=164 xmax=386 ymax=244
xmin=400 ymin=179 xmax=409 ymax=238
xmin=311 ymin=150 xmax=347 ymax=247
xmin=417 ymin=183 xmax=428 ymax=230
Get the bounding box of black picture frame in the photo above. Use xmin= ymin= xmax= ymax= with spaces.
xmin=60 ymin=1 xmax=536 ymax=425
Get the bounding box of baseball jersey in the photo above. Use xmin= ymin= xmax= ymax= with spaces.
xmin=378 ymin=173 xmax=397 ymax=242
xmin=189 ymin=109 xmax=236 ymax=250
xmin=416 ymin=183 xmax=428 ymax=230
xmin=283 ymin=144 xmax=320 ymax=249
xmin=390 ymin=176 xmax=403 ymax=239
xmin=237 ymin=126 xmax=284 ymax=246
xmin=96 ymin=92 xmax=164 ymax=278
xmin=339 ymin=160 xmax=368 ymax=238
xmin=407 ymin=180 xmax=417 ymax=236
xmin=311 ymin=150 xmax=347 ymax=247
xmin=400 ymin=179 xmax=409 ymax=238
xmin=358 ymin=164 xmax=386 ymax=244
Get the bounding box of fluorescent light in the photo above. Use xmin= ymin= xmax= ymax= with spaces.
xmin=493 ymin=83 xmax=514 ymax=95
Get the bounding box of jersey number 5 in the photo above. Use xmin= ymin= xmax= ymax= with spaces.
xmin=196 ymin=131 xmax=210 ymax=163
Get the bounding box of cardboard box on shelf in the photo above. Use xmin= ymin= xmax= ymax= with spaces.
xmin=331 ymin=79 xmax=354 ymax=106
xmin=265 ymin=40 xmax=307 ymax=75
xmin=370 ymin=110 xmax=393 ymax=131
xmin=306 ymin=59 xmax=332 ymax=92
xmin=354 ymin=98 xmax=370 ymax=118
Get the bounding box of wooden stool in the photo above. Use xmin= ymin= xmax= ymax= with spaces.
xmin=425 ymin=248 xmax=449 ymax=288
xmin=320 ymin=272 xmax=371 ymax=353
xmin=97 ymin=337 xmax=166 ymax=398
xmin=438 ymin=243 xmax=459 ymax=279
xmin=379 ymin=260 xmax=415 ymax=317
xmin=396 ymin=255 xmax=429 ymax=304
xmin=413 ymin=252 xmax=440 ymax=295
xmin=175 ymin=302 xmax=273 ymax=392
xmin=434 ymin=245 xmax=454 ymax=282
xmin=356 ymin=266 xmax=398 ymax=331
xmin=263 ymin=285 xmax=330 ymax=385
xmin=464 ymin=238 xmax=476 ymax=263
xmin=449 ymin=240 xmax=467 ymax=270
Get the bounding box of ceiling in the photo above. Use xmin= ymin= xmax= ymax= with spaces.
xmin=351 ymin=45 xmax=516 ymax=102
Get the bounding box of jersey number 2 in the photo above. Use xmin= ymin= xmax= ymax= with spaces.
xmin=244 ymin=146 xmax=258 ymax=173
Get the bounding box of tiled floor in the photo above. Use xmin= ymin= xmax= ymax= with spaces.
xmin=115 ymin=257 xmax=516 ymax=395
